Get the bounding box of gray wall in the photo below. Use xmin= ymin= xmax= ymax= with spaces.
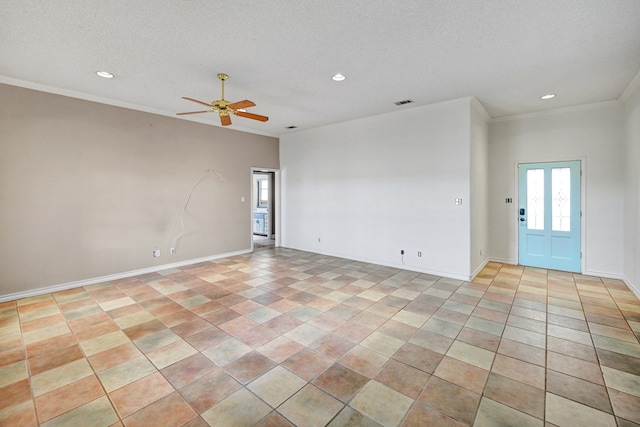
xmin=0 ymin=84 xmax=279 ymax=297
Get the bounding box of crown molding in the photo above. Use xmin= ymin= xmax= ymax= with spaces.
xmin=620 ymin=68 xmax=640 ymax=102
xmin=470 ymin=97 xmax=491 ymax=121
xmin=0 ymin=76 xmax=278 ymax=138
xmin=490 ymin=100 xmax=621 ymax=123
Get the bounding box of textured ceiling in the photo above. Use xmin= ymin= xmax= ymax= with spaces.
xmin=1 ymin=1 xmax=639 ymax=137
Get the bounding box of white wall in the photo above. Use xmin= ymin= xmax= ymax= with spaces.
xmin=489 ymin=102 xmax=625 ymax=278
xmin=470 ymin=99 xmax=490 ymax=276
xmin=281 ymin=98 xmax=474 ymax=280
xmin=623 ymin=78 xmax=640 ymax=294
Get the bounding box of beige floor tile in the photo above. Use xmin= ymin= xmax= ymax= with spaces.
xmin=3 ymin=253 xmax=640 ymax=427
xmin=545 ymin=393 xmax=616 ymax=427
xmin=465 ymin=315 xmax=505 ymax=336
xmin=0 ymin=399 xmax=37 ymax=426
xmin=109 ymin=372 xmax=173 ymax=418
xmin=328 ymin=406 xmax=382 ymax=427
xmin=547 ymin=324 xmax=592 ymax=346
xmin=491 ymin=353 xmax=545 ymax=390
xmin=202 ymin=338 xmax=252 ymax=366
xmin=502 ymin=325 xmax=546 ymax=349
xmin=31 ymin=359 xmax=93 ymax=397
xmin=114 ymin=310 xmax=155 ymax=329
xmin=474 ymin=397 xmax=543 ymax=427
xmin=547 ymin=351 xmax=604 ymax=385
xmin=434 ymin=356 xmax=489 ymax=394
xmin=592 ymin=335 xmax=640 ymax=358
xmin=350 ymin=380 xmax=413 ymax=427
xmin=99 ymin=296 xmax=136 ymax=312
xmin=446 ymin=340 xmax=495 ymax=370
xmin=421 ymin=318 xmax=462 ymax=338
xmin=202 ymin=389 xmax=271 ymax=426
xmin=133 ymin=328 xmax=180 ymax=353
xmin=80 ymin=330 xmax=130 ymax=356
xmin=602 ymin=366 xmax=640 ymax=397
xmin=360 ymin=331 xmax=405 ymax=357
xmin=340 ymin=345 xmax=389 ymax=378
xmin=97 ymin=355 xmax=156 ymax=392
xmin=285 ymin=323 xmax=327 ymax=346
xmin=22 ymin=323 xmax=70 ymax=345
xmin=40 ymin=396 xmax=118 ymax=427
xmin=247 ymin=366 xmax=306 ymax=407
xmin=609 ymin=389 xmax=640 ymax=424
xmin=278 ymin=384 xmax=344 ymax=427
xmin=146 ymin=339 xmax=198 ymax=369
xmin=390 ymin=310 xmax=429 ymax=328
xmin=0 ymin=360 xmax=28 ymax=388
xmin=419 ymin=376 xmax=481 ymax=425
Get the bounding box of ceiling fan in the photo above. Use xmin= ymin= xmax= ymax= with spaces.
xmin=177 ymin=73 xmax=269 ymax=126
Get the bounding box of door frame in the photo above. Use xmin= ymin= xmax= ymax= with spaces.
xmin=250 ymin=167 xmax=281 ymax=250
xmin=513 ymin=156 xmax=586 ymax=272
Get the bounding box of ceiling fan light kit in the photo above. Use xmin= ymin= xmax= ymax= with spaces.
xmin=176 ymin=73 xmax=269 ymax=127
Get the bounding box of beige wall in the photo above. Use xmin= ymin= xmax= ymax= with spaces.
xmin=0 ymin=84 xmax=279 ymax=297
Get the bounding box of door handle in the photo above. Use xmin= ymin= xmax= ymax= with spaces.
xmin=520 ymin=217 xmax=526 ymax=222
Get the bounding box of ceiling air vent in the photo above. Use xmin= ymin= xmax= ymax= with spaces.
xmin=394 ymin=99 xmax=414 ymax=106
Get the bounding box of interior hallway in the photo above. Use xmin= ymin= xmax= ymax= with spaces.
xmin=1 ymin=247 xmax=639 ymax=426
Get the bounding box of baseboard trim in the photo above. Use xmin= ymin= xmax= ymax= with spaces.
xmin=470 ymin=258 xmax=490 ymax=281
xmin=622 ymin=276 xmax=640 ymax=300
xmin=0 ymin=249 xmax=252 ymax=303
xmin=283 ymin=244 xmax=473 ymax=281
xmin=488 ymin=258 xmax=517 ymax=265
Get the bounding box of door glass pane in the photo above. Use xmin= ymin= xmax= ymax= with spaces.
xmin=258 ymin=179 xmax=269 ymax=207
xmin=527 ymin=169 xmax=544 ymax=230
xmin=552 ymin=167 xmax=571 ymax=231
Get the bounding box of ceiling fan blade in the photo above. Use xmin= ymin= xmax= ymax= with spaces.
xmin=176 ymin=110 xmax=212 ymax=115
xmin=220 ymin=114 xmax=232 ymax=126
xmin=182 ymin=97 xmax=212 ymax=107
xmin=228 ymin=99 xmax=256 ymax=110
xmin=235 ymin=111 xmax=269 ymax=122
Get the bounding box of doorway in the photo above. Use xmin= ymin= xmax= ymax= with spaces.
xmin=251 ymin=169 xmax=278 ymax=250
xmin=518 ymin=160 xmax=581 ymax=272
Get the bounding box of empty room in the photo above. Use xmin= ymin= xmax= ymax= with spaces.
xmin=1 ymin=1 xmax=640 ymax=426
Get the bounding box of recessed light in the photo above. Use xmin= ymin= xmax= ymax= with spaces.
xmin=332 ymin=73 xmax=346 ymax=82
xmin=540 ymin=94 xmax=555 ymax=100
xmin=96 ymin=71 xmax=114 ymax=79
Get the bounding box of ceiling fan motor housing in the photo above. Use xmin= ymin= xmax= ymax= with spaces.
xmin=176 ymin=73 xmax=269 ymax=126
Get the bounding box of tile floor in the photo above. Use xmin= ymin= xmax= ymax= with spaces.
xmin=1 ymin=247 xmax=640 ymax=426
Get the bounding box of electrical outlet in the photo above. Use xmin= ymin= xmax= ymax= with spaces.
xmin=153 ymin=249 xmax=160 ymax=257
xmin=170 ymin=247 xmax=176 ymax=255
xmin=480 ymin=249 xmax=483 ymax=256
xmin=318 ymin=238 xmax=321 ymax=242
xmin=400 ymin=249 xmax=405 ymax=255
xmin=418 ymin=251 xmax=422 ymax=257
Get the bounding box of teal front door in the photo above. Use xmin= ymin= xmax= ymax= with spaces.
xmin=518 ymin=161 xmax=581 ymax=272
